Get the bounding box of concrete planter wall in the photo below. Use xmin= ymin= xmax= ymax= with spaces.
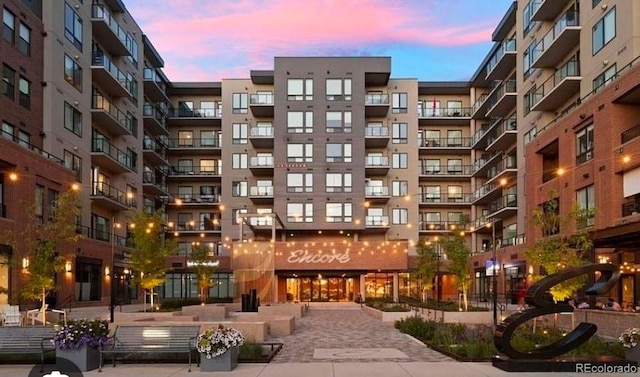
xmin=363 ymin=305 xmax=492 ymax=324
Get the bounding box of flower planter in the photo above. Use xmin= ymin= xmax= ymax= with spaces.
xmin=200 ymin=347 xmax=238 ymax=372
xmin=625 ymin=346 xmax=640 ymax=363
xmin=56 ymin=345 xmax=100 ymax=371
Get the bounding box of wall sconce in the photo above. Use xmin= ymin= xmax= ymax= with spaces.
xmin=65 ymin=261 xmax=73 ymax=273
xmin=22 ymin=257 xmax=29 ymax=269
xmin=104 ymin=266 xmax=110 ymax=277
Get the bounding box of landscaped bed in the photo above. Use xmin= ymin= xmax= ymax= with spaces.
xmin=394 ymin=317 xmax=625 ymax=361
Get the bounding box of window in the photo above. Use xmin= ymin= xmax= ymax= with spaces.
xmin=200 ymin=130 xmax=217 ymax=147
xmin=64 ymin=102 xmax=82 ymax=137
xmin=287 ymin=203 xmax=313 ymax=223
xmin=64 ymin=54 xmax=82 ymax=92
xmin=326 ymin=143 xmax=352 ymax=163
xmin=392 ymin=93 xmax=408 ymax=113
xmin=18 ymin=77 xmax=30 ymax=109
xmin=447 ymin=159 xmax=462 ymax=173
xmin=593 ymin=64 xmax=616 ymax=92
xmin=2 ymin=7 xmax=14 ymax=43
xmin=392 ymin=208 xmax=408 ymax=225
xmin=576 ymin=184 xmax=595 ymax=228
xmin=199 ymin=159 xmax=218 ymax=174
xmin=178 ymin=101 xmax=194 ymax=117
xmin=126 ymin=34 xmax=138 ymax=67
xmin=392 ymin=153 xmax=408 ymax=169
xmin=232 ymin=123 xmax=248 ymax=144
xmin=593 ymin=0 xmax=602 ymax=7
xmin=448 ymin=212 xmax=463 ymax=225
xmin=17 ymin=22 xmax=29 ymax=55
xmin=447 ymin=130 xmax=463 ymax=147
xmin=448 ymin=185 xmax=463 ymax=202
xmin=178 ymin=131 xmax=193 ymax=146
xmin=232 ymin=208 xmax=248 ymax=225
xmin=231 ymin=153 xmax=247 ymax=169
xmin=287 ymin=143 xmax=313 ymax=162
xmin=200 ymin=185 xmax=218 ymax=202
xmin=522 ymin=0 xmax=536 ymax=37
xmin=593 ymin=7 xmax=616 ymax=54
xmin=424 ymin=186 xmax=440 ymax=202
xmin=287 ymin=111 xmax=313 ymax=133
xmin=17 ymin=130 xmax=30 ymax=147
xmin=287 ymin=173 xmax=313 ymax=193
xmin=326 ymin=173 xmax=352 ymax=193
xmin=2 ymin=64 xmax=15 ymax=100
xmin=2 ymin=121 xmax=14 ymax=140
xmin=325 ymin=78 xmax=351 ymax=100
xmin=523 ymin=40 xmax=537 ymax=79
xmin=177 ymin=186 xmax=193 ymax=202
xmin=326 ymin=111 xmax=351 ymax=133
xmin=232 ymin=93 xmax=248 ymax=114
xmin=446 ymin=101 xmax=463 ymax=116
xmin=288 ymin=78 xmax=313 ymax=100
xmin=392 ymin=123 xmax=408 ymax=144
xmin=576 ymin=124 xmax=594 ymax=164
xmin=421 ymin=212 xmax=441 ymax=226
xmin=232 ymin=181 xmax=248 ymax=197
xmin=64 ymin=2 xmax=82 ymax=51
xmin=423 ymin=159 xmax=441 ymax=173
xmin=326 ymin=203 xmax=352 ymax=223
xmin=392 ymin=181 xmax=408 ymax=197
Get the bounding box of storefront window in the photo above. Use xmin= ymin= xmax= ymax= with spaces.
xmin=365 ymin=273 xmax=393 ymax=299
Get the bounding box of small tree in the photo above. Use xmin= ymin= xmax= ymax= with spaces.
xmin=189 ymin=243 xmax=219 ymax=304
xmin=525 ymin=191 xmax=593 ymax=302
xmin=415 ymin=239 xmax=438 ymax=302
xmin=127 ymin=210 xmax=177 ymax=311
xmin=1 ymin=189 xmax=82 ymax=324
xmin=442 ymin=234 xmax=471 ymax=311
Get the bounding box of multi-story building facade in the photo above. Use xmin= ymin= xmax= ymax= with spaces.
xmin=2 ymin=0 xmax=639 ymax=309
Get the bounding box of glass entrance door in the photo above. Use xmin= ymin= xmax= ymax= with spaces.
xmin=286 ymin=276 xmax=352 ymax=302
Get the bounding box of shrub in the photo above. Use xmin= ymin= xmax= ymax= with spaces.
xmin=239 ymin=341 xmax=264 ymax=359
xmin=394 ymin=317 xmax=438 ymax=341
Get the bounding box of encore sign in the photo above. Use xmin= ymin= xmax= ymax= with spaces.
xmin=286 ymin=249 xmax=351 ymax=264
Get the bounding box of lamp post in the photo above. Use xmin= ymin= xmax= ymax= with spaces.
xmin=491 ymin=219 xmax=498 ymax=328
xmin=110 ymin=220 xmax=121 ymax=323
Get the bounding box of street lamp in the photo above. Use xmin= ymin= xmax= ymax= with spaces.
xmin=491 ymin=219 xmax=498 ymax=328
xmin=110 ymin=220 xmax=121 ymax=323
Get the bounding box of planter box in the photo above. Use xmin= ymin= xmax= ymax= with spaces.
xmin=625 ymin=346 xmax=640 ymax=363
xmin=56 ymin=345 xmax=100 ymax=371
xmin=200 ymin=347 xmax=238 ymax=372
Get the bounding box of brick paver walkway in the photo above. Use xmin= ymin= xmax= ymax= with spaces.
xmin=270 ymin=307 xmax=453 ymax=363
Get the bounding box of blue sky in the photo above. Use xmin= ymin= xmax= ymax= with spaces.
xmin=125 ymin=0 xmax=514 ymax=81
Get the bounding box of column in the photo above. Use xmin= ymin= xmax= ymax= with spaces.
xmin=393 ymin=273 xmax=399 ymax=302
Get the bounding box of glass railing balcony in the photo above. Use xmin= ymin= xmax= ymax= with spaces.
xmin=167 ymin=136 xmax=221 ymax=148
xmin=91 ymin=138 xmax=135 ymax=171
xmin=500 ymin=234 xmax=526 ymax=248
xmin=91 ymin=4 xmax=128 ymax=48
xmin=473 ymin=182 xmax=499 ymax=201
xmin=168 ymin=107 xmax=221 ymax=118
xmin=365 ymin=156 xmax=389 ymax=167
xmin=486 ymin=79 xmax=516 ymax=110
xmin=365 ymin=94 xmax=389 ymax=105
xmin=91 ymin=51 xmax=131 ymax=94
xmin=250 ymin=186 xmax=274 ymax=197
xmin=488 ymin=193 xmax=518 ymax=213
xmin=250 ymin=93 xmax=274 ymax=105
xmin=143 ymin=103 xmax=167 ymax=126
xmin=165 ymin=165 xmax=221 ymax=176
xmin=142 ymin=171 xmax=168 ymax=192
xmin=365 ymin=186 xmax=389 ymax=196
xmin=532 ymin=10 xmax=580 ymax=63
xmin=486 ymin=38 xmax=516 ymax=75
xmin=419 ymin=192 xmax=473 ymax=203
xmin=486 ymin=117 xmax=517 ymax=146
xmin=365 ymin=126 xmax=389 ymax=137
xmin=365 ymin=216 xmax=389 ymax=227
xmin=419 ymin=137 xmax=472 ymax=148
xmin=171 ymin=220 xmax=222 ymax=232
xmin=92 ymin=93 xmax=132 ymax=132
xmin=143 ymin=68 xmax=167 ymax=91
xmin=418 ymin=221 xmax=463 ymax=231
xmin=418 ymin=106 xmax=473 ymax=117
xmin=250 ymin=156 xmax=274 ymax=167
xmin=91 ymin=181 xmax=136 ymax=207
xmin=486 ymin=157 xmax=517 ymax=180
xmin=532 ymin=59 xmax=581 ymax=107
xmin=250 ymin=126 xmax=274 ymax=137
xmin=170 ymin=193 xmax=220 ymax=204
xmin=143 ymin=136 xmax=167 ymax=157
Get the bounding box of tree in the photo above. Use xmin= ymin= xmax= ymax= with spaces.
xmin=414 ymin=239 xmax=438 ymax=302
xmin=127 ymin=210 xmax=177 ymax=311
xmin=189 ymin=242 xmax=219 ymax=304
xmin=1 ymin=189 xmax=82 ymax=324
xmin=524 ymin=191 xmax=594 ymax=302
xmin=442 ymin=234 xmax=471 ymax=311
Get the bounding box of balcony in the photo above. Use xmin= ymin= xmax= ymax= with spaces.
xmin=532 ymin=10 xmax=581 ymax=68
xmin=486 ymin=157 xmax=517 ymax=184
xmin=419 ymin=192 xmax=473 ymax=206
xmin=249 ymin=93 xmax=274 ymax=117
xmin=249 ymin=156 xmax=274 ymax=176
xmin=471 ymin=122 xmax=493 ymax=150
xmin=471 ymin=93 xmax=490 ymax=119
xmin=91 ymin=138 xmax=136 ymax=174
xmin=365 ymin=156 xmax=390 ymax=176
xmin=142 ymin=171 xmax=169 ymax=196
xmin=91 ymin=52 xmax=131 ymax=98
xmin=167 ymin=107 xmax=221 ymax=125
xmin=471 ymin=152 xmax=501 ymax=177
xmin=365 ymin=215 xmax=390 ymax=229
xmin=531 ymin=59 xmax=581 ymax=112
xmin=171 ymin=220 xmax=222 ymax=233
xmin=249 ymin=126 xmax=274 ymax=149
xmin=418 ymin=137 xmax=472 ymax=154
xmin=487 ymin=193 xmax=518 ymax=219
xmin=365 ymin=126 xmax=390 ymax=148
xmin=364 ymin=94 xmax=389 ymax=117
xmin=91 ymin=181 xmax=136 ymax=211
xmin=91 ymin=93 xmax=132 ymax=136
xmin=169 ymin=193 xmax=221 ymax=206
xmin=90 ymin=4 xmax=129 ymax=56
xmin=143 ymin=68 xmax=169 ymax=103
xmin=143 ymin=103 xmax=168 ymax=136
xmin=486 ymin=117 xmax=517 ymax=153
xmin=486 ymin=39 xmax=516 ymax=81
xmin=142 ymin=136 xmax=167 ymax=166
xmin=249 ymin=186 xmax=274 ymax=204
xmin=485 ymin=79 xmax=516 ymax=118
xmin=420 ymin=164 xmax=473 ymax=180
xmin=165 ymin=165 xmax=221 ymax=179
xmin=167 ymin=135 xmax=222 ymax=155
xmin=364 ymin=186 xmax=390 ymax=203
xmin=531 ymin=0 xmax=571 ymax=21
xmin=472 ymin=182 xmax=502 ymax=205
xmin=419 ymin=221 xmax=462 ymax=233
xmin=418 ymin=105 xmax=473 ymax=125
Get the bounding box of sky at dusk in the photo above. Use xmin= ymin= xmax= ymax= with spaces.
xmin=125 ymin=0 xmax=514 ymax=82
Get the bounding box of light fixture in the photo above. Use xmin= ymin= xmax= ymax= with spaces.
xmin=104 ymin=266 xmax=110 ymax=277
xmin=65 ymin=261 xmax=72 ymax=273
xmin=22 ymin=257 xmax=29 ymax=269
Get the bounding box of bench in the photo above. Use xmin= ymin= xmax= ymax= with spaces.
xmin=0 ymin=327 xmax=56 ymax=371
xmin=99 ymin=325 xmax=200 ymax=372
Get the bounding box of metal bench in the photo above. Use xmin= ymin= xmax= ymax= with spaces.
xmin=0 ymin=327 xmax=56 ymax=371
xmin=99 ymin=325 xmax=200 ymax=372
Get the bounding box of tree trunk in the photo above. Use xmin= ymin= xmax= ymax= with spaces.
xmin=150 ymin=287 xmax=155 ymax=311
xmin=462 ymin=285 xmax=468 ymax=311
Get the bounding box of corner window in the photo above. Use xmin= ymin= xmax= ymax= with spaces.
xmin=592 ymin=6 xmax=616 ymax=55
xmin=64 ymin=102 xmax=83 ymax=137
xmin=64 ymin=2 xmax=83 ymax=51
xmin=576 ymin=124 xmax=594 ymax=165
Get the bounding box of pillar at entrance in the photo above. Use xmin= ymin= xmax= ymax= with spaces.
xmin=360 ymin=274 xmax=366 ymax=301
xmin=393 ymin=273 xmax=399 ymax=302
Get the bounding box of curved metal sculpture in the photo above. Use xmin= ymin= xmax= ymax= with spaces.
xmin=494 ymin=264 xmax=620 ymax=360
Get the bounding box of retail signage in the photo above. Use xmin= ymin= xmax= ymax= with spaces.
xmin=286 ymin=249 xmax=351 ymax=264
xmin=186 ymin=260 xmax=220 ymax=267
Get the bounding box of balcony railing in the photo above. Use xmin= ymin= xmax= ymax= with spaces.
xmin=143 ymin=68 xmax=167 ymax=91
xmin=76 ymin=225 xmax=129 ymax=246
xmin=531 ymin=58 xmax=581 ymax=107
xmin=488 ymin=194 xmax=518 ymax=214
xmin=167 ymin=137 xmax=221 ymax=148
xmin=0 ymin=128 xmax=64 ymax=165
xmin=91 ymin=51 xmax=131 ymax=95
xmin=143 ymin=136 xmax=167 ymax=158
xmin=485 ymin=79 xmax=516 ymax=110
xmin=365 ymin=126 xmax=389 ymax=137
xmin=420 ymin=164 xmax=473 ymax=176
xmin=621 ymin=124 xmax=640 ymax=144
xmin=91 ymin=181 xmax=136 ymax=207
xmin=473 ymin=182 xmax=499 ymax=201
xmin=92 ymin=93 xmax=131 ymax=132
xmin=418 ymin=106 xmax=473 ymax=118
xmin=365 ymin=186 xmax=389 ymax=196
xmin=172 ymin=220 xmax=222 ymax=232
xmin=250 ymin=126 xmax=274 ymax=137
xmin=365 ymin=156 xmax=389 ymax=167
xmin=92 ymin=138 xmax=136 ymax=171
xmin=167 ymin=107 xmax=221 ymax=118
xmin=170 ymin=193 xmax=221 ymax=204
xmin=250 ymin=186 xmax=274 ymax=196
xmin=165 ymin=165 xmax=221 ymax=176
xmin=250 ymin=93 xmax=274 ymax=105
xmin=365 ymin=94 xmax=389 ymax=105
xmin=250 ymin=156 xmax=274 ymax=167
xmin=486 ymin=156 xmax=517 ymax=180
xmin=486 ymin=38 xmax=516 ymax=75
xmin=532 ymin=10 xmax=580 ymax=64
xmin=419 ymin=137 xmax=472 ymax=148
xmin=419 ymin=192 xmax=473 ymax=204
xmin=365 ymin=216 xmax=389 ymax=227
xmin=91 ymin=4 xmax=129 ymax=48
xmin=418 ymin=221 xmax=464 ymax=231
xmin=142 ymin=171 xmax=168 ymax=191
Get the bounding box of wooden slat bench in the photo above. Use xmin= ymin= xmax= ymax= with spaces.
xmin=0 ymin=327 xmax=56 ymax=371
xmin=99 ymin=325 xmax=200 ymax=372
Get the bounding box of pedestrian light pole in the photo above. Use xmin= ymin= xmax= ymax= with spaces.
xmin=490 ymin=218 xmax=498 ymax=328
xmin=110 ymin=220 xmax=121 ymax=323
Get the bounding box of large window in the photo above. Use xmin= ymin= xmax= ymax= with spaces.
xmin=75 ymin=260 xmax=102 ymax=301
xmin=18 ymin=77 xmax=30 ymax=109
xmin=392 ymin=123 xmax=408 ymax=144
xmin=17 ymin=22 xmax=29 ymax=55
xmin=592 ymin=7 xmax=616 ymax=54
xmin=392 ymin=180 xmax=408 ymax=197
xmin=287 ymin=203 xmax=313 ymax=223
xmin=392 ymin=153 xmax=408 ymax=169
xmin=232 ymin=123 xmax=248 ymax=144
xmin=231 ymin=153 xmax=247 ymax=169
xmin=64 ymin=2 xmax=82 ymax=51
xmin=232 ymin=93 xmax=248 ymax=114
xmin=232 ymin=181 xmax=248 ymax=197
xmin=2 ymin=64 xmax=15 ymax=100
xmin=392 ymin=208 xmax=408 ymax=225
xmin=576 ymin=184 xmax=595 ymax=228
xmin=287 ymin=143 xmax=313 ymax=162
xmin=576 ymin=124 xmax=594 ymax=164
xmin=287 ymin=172 xmax=313 ymax=193
xmin=447 ymin=159 xmax=462 ymax=173
xmin=2 ymin=7 xmax=15 ymax=43
xmin=326 ymin=143 xmax=352 ymax=163
xmin=287 ymin=111 xmax=313 ymax=133
xmin=64 ymin=54 xmax=83 ymax=92
xmin=593 ymin=64 xmax=616 ymax=92
xmin=287 ymin=78 xmax=313 ymax=101
xmin=325 ymin=78 xmax=351 ymax=101
xmin=448 ymin=185 xmax=463 ymax=202
xmin=64 ymin=102 xmax=82 ymax=136
xmin=326 ymin=173 xmax=352 ymax=193
xmin=1 ymin=121 xmax=14 ymax=140
xmin=326 ymin=203 xmax=352 ymax=223
xmin=392 ymin=93 xmax=408 ymax=113
xmin=424 ymin=159 xmax=441 ymax=173
xmin=326 ymin=111 xmax=351 ymax=133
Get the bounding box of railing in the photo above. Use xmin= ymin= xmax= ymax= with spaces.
xmin=500 ymin=234 xmax=526 ymax=248
xmin=487 ymin=117 xmax=517 ymax=145
xmin=91 ymin=51 xmax=130 ymax=94
xmin=167 ymin=107 xmax=221 ymax=118
xmin=471 ymin=123 xmax=492 ymax=146
xmin=91 ymin=138 xmax=136 ymax=171
xmin=488 ymin=194 xmax=518 ymax=214
xmin=169 ymin=193 xmax=221 ymax=204
xmin=417 ymin=106 xmax=473 ymax=117
xmin=142 ymin=171 xmax=168 ymax=192
xmin=419 ymin=137 xmax=472 ymax=148
xmin=75 ymin=225 xmax=128 ymax=246
xmin=532 ymin=10 xmax=580 ymax=63
xmin=486 ymin=79 xmax=516 ymax=110
xmin=91 ymin=4 xmax=128 ymax=49
xmin=365 ymin=94 xmax=389 ymax=105
xmin=143 ymin=103 xmax=167 ymax=129
xmin=250 ymin=156 xmax=274 ymax=167
xmin=250 ymin=126 xmax=274 ymax=137
xmin=250 ymin=93 xmax=274 ymax=105
xmin=143 ymin=136 xmax=167 ymax=158
xmin=473 ymin=182 xmax=499 ymax=201
xmin=91 ymin=181 xmax=136 ymax=207
xmin=419 ymin=192 xmax=473 ymax=204
xmin=418 ymin=221 xmax=464 ymax=231
xmin=165 ymin=165 xmax=221 ymax=176
xmin=93 ymin=93 xmax=131 ymax=132
xmin=167 ymin=137 xmax=221 ymax=148
xmin=0 ymin=129 xmax=64 ymax=165
xmin=576 ymin=150 xmax=593 ymax=165
xmin=365 ymin=156 xmax=389 ymax=166
xmin=531 ymin=58 xmax=580 ymax=107
xmin=365 ymin=216 xmax=389 ymax=227
xmin=365 ymin=186 xmax=389 ymax=196
xmin=143 ymin=67 xmax=167 ymax=92
xmin=420 ymin=164 xmax=474 ymax=176
xmin=486 ymin=156 xmax=517 ymax=179
xmin=621 ymin=124 xmax=640 ymax=144
xmin=365 ymin=126 xmax=389 ymax=137
xmin=472 ymin=93 xmax=489 ymax=114
xmin=486 ymin=38 xmax=516 ymax=75
xmin=250 ymin=186 xmax=274 ymax=196
xmin=171 ymin=220 xmax=222 ymax=232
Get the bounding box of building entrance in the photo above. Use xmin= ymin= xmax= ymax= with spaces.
xmin=286 ymin=276 xmax=355 ymax=302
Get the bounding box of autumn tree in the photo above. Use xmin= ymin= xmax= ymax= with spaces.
xmin=441 ymin=234 xmax=472 ymax=311
xmin=2 ymin=189 xmax=82 ymax=324
xmin=127 ymin=210 xmax=177 ymax=311
xmin=414 ymin=239 xmax=438 ymax=302
xmin=189 ymin=242 xmax=219 ymax=304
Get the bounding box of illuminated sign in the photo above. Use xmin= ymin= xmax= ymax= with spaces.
xmin=186 ymin=260 xmax=220 ymax=268
xmin=286 ymin=249 xmax=351 ymax=264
